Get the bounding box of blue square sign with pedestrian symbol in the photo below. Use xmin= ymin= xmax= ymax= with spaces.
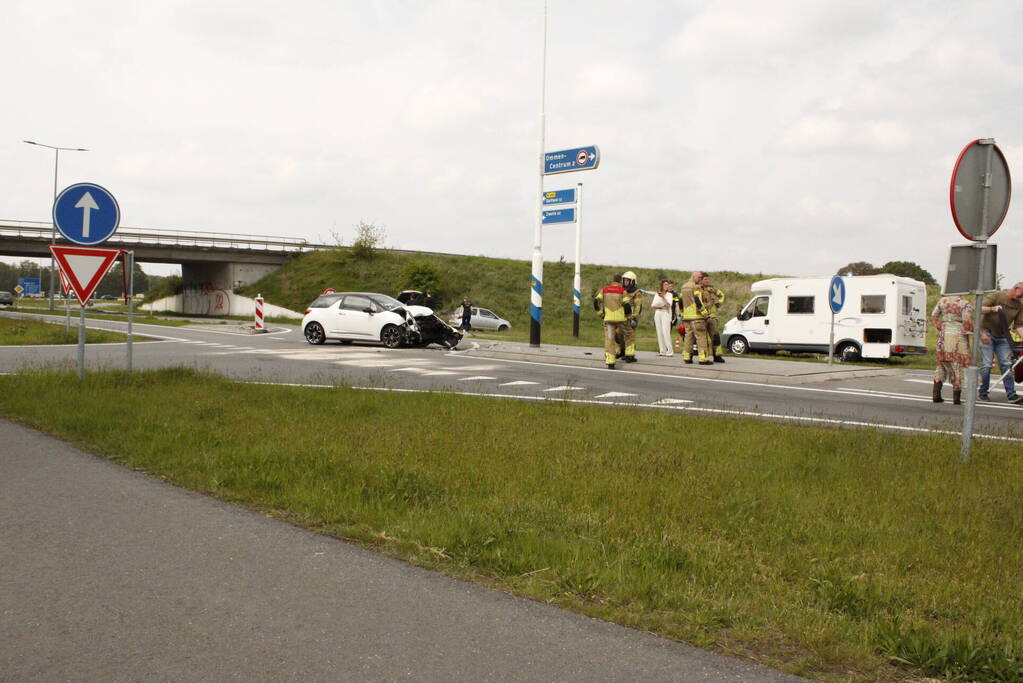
xmin=53 ymin=183 xmax=120 ymax=246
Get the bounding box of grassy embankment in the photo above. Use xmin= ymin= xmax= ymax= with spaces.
xmin=2 ymin=367 xmax=1020 ymax=682
xmin=236 ymin=247 xmax=942 ymax=369
xmin=0 ymin=315 xmax=135 ymax=345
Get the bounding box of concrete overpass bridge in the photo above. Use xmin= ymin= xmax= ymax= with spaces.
xmin=0 ymin=219 xmax=328 ymax=291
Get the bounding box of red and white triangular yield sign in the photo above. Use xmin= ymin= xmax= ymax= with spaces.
xmin=49 ymin=245 xmax=121 ymax=306
xmin=58 ymin=267 xmax=72 ymax=295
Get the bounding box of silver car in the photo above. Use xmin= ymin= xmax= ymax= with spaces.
xmin=448 ymin=306 xmax=511 ymax=331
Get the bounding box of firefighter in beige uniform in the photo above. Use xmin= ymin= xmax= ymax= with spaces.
xmin=680 ymin=271 xmax=713 ymax=365
xmin=594 ymin=273 xmax=628 ymax=369
xmin=619 ymin=271 xmax=643 ymax=363
xmin=701 ymin=275 xmax=726 ymax=363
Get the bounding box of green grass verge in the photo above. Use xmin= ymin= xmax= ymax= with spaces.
xmin=1 ymin=368 xmax=1020 ymax=681
xmin=0 ymin=316 xmax=139 ymax=345
xmin=5 ymin=305 xmax=191 ymax=327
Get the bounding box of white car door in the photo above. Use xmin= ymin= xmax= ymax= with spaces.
xmin=336 ymin=295 xmax=377 ymax=338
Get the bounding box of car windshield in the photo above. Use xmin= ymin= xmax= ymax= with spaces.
xmin=367 ymin=294 xmax=404 ymax=311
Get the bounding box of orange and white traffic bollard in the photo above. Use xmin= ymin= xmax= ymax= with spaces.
xmin=254 ymin=294 xmax=266 ymax=333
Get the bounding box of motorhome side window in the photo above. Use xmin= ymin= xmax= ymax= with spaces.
xmin=861 ymin=295 xmax=886 ymax=314
xmin=787 ymin=296 xmax=814 ymax=314
xmin=741 ymin=296 xmax=769 ymax=319
xmin=901 ymin=295 xmax=913 ymax=316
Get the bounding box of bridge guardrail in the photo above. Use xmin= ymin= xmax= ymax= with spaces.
xmin=0 ymin=220 xmax=327 ymax=252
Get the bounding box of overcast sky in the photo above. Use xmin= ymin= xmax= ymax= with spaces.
xmin=3 ymin=1 xmax=1021 ymax=282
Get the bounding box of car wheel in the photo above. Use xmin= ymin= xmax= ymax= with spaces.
xmin=304 ymin=322 xmax=326 ymax=345
xmin=380 ymin=324 xmax=404 ymax=349
xmin=836 ymin=342 xmax=861 ymax=362
xmin=728 ymin=335 xmax=749 ymax=355
xmin=497 ymin=324 xmax=508 ymax=332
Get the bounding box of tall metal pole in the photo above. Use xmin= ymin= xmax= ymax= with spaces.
xmin=22 ymin=141 xmax=88 ymax=310
xmin=529 ymin=0 xmax=549 ymax=348
xmin=572 ymin=182 xmax=582 ymax=338
xmin=961 ymin=140 xmax=996 ymax=462
xmin=127 ymin=250 xmax=135 ymax=372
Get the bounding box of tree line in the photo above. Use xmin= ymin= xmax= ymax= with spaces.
xmin=0 ymin=260 xmax=175 ymax=297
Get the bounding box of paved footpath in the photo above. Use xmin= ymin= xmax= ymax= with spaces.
xmin=0 ymin=418 xmax=805 ymax=682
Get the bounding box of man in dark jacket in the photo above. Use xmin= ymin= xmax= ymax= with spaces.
xmin=459 ymin=298 xmax=472 ymax=332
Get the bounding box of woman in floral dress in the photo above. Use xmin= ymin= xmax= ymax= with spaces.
xmin=930 ymin=295 xmax=974 ymax=404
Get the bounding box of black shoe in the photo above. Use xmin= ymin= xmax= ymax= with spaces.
xmin=1009 ymin=395 xmax=1023 ymax=404
xmin=683 ymin=358 xmax=693 ymax=364
xmin=624 ymin=356 xmax=637 ymax=363
xmin=979 ymin=394 xmax=990 ymax=402
xmin=714 ymin=356 xmax=725 ymax=363
xmin=606 ymin=364 xmax=616 ymax=370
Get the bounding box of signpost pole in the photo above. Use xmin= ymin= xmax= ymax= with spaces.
xmin=77 ymin=305 xmax=85 ymax=380
xmin=961 ymin=142 xmax=996 ymax=462
xmin=127 ymin=250 xmax=134 ymax=372
xmin=530 ymin=0 xmax=549 ymax=348
xmin=829 ymin=311 xmax=835 ymax=366
xmin=573 ymin=182 xmax=582 ymax=338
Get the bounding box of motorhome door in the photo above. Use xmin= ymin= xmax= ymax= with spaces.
xmin=736 ymin=295 xmax=771 ymax=348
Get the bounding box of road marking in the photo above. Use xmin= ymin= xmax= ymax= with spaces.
xmin=460 ymin=376 xmax=497 ymax=381
xmin=499 ymin=380 xmax=539 ymax=386
xmin=594 ymin=391 xmax=638 ymax=398
xmin=390 ymin=367 xmax=429 ymax=373
xmin=423 ymin=370 xmax=458 ymax=376
xmin=651 ymin=398 xmax=692 ymax=405
xmin=544 ymin=386 xmax=584 ymax=392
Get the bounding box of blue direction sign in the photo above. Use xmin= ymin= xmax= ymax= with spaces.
xmin=542 ymin=208 xmax=576 ymax=225
xmin=53 ymin=183 xmax=120 ymax=246
xmin=542 ymin=188 xmax=576 ymax=206
xmin=544 ymin=146 xmax=599 ymax=175
xmin=17 ymin=277 xmax=41 ymax=295
xmin=829 ymin=275 xmax=846 ymax=314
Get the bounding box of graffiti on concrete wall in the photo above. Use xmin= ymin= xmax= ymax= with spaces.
xmin=182 ymin=284 xmax=231 ymax=317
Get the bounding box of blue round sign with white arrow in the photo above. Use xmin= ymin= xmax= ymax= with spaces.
xmin=829 ymin=275 xmax=846 ymax=314
xmin=53 ymin=182 xmax=120 ymax=246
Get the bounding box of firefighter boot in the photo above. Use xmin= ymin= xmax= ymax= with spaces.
xmin=932 ymin=380 xmax=944 ymax=403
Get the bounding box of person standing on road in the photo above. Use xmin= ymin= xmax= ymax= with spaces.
xmin=930 ymin=295 xmax=973 ymax=405
xmin=680 ymin=271 xmax=712 ymax=365
xmin=978 ymin=282 xmax=1023 ymax=403
xmin=619 ymin=271 xmax=643 ymax=363
xmin=459 ymin=297 xmax=473 ymax=333
xmin=651 ymin=279 xmax=675 ymax=357
xmin=700 ymin=274 xmax=726 ymax=363
xmin=594 ymin=273 xmax=628 ymax=370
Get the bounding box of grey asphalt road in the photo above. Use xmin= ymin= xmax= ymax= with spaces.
xmin=2 ymin=310 xmax=1022 ymax=439
xmin=0 ymin=418 xmax=805 ymax=682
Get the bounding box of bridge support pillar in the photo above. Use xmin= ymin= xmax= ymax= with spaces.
xmin=181 ymin=262 xmax=278 ymax=291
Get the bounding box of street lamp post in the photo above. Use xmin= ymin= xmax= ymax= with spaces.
xmin=23 ymin=140 xmax=89 ymax=310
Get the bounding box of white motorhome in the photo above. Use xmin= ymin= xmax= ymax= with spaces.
xmin=721 ymin=275 xmax=927 ymax=361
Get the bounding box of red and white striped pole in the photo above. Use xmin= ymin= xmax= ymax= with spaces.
xmin=254 ymin=294 xmax=266 ymax=333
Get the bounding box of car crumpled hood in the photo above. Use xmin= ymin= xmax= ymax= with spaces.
xmin=405 ymin=305 xmax=433 ymax=316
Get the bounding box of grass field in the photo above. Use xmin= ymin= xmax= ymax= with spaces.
xmin=1 ymin=368 xmax=1019 ymax=681
xmin=0 ymin=315 xmax=137 ymax=345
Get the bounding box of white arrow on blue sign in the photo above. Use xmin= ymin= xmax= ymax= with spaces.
xmin=829 ymin=275 xmax=846 ymax=314
xmin=53 ymin=182 xmax=120 ymax=246
xmin=542 ymin=208 xmax=576 ymax=225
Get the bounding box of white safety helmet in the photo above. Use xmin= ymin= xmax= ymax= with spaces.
xmin=622 ymin=271 xmax=637 ymax=282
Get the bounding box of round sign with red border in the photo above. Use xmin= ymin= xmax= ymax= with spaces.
xmin=576 ymin=150 xmax=589 ymax=165
xmin=322 ymin=288 xmax=337 ymax=295
xmin=950 ymin=139 xmax=1012 ymax=241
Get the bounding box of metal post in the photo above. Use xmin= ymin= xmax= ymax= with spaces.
xmin=828 ymin=310 xmax=835 ymax=365
xmin=529 ymin=0 xmax=549 ymax=348
xmin=49 ymin=148 xmax=58 ymax=311
xmin=77 ymin=305 xmax=85 ymax=380
xmin=572 ymin=182 xmax=582 ymax=338
xmin=961 ymin=141 xmax=996 ymax=462
xmin=127 ymin=250 xmax=134 ymax=371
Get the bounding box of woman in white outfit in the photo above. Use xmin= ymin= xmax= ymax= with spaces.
xmin=651 ymin=279 xmax=676 ymax=356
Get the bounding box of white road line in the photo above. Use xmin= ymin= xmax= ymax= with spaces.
xmin=422 ymin=371 xmax=458 ymax=376
xmin=594 ymin=391 xmax=638 ymax=398
xmin=459 ymin=376 xmax=497 ymax=381
xmin=544 ymin=386 xmax=584 ymax=392
xmin=499 ymin=380 xmax=539 ymax=386
xmin=651 ymin=398 xmax=693 ymax=405
xmin=390 ymin=367 xmax=429 ymax=373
